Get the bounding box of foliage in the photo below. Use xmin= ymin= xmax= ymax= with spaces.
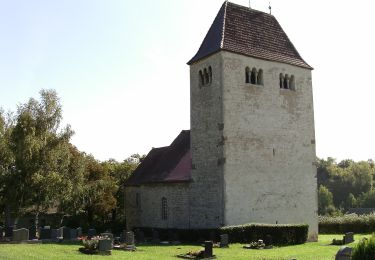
xmin=219 ymin=223 xmax=308 ymax=245
xmin=352 ymin=234 xmax=375 ymax=260
xmin=317 ymin=157 xmax=375 ymax=215
xmin=319 ymin=214 xmax=375 ymax=233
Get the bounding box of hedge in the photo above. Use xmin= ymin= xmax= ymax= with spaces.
xmin=319 ymin=214 xmax=375 ymax=234
xmin=135 ymin=223 xmax=308 ymax=245
xmin=219 ymin=223 xmax=308 ymax=245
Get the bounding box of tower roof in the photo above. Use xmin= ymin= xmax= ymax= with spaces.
xmin=188 ymin=1 xmax=312 ymax=69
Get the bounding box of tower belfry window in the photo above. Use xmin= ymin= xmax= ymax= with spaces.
xmin=279 ymin=73 xmax=295 ymax=90
xmin=251 ymin=68 xmax=257 ymax=84
xmin=199 ymin=66 xmax=212 ymax=87
xmin=245 ymin=66 xmax=263 ymax=86
xmin=245 ymin=67 xmax=250 ymax=83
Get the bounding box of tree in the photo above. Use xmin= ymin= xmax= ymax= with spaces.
xmin=5 ymin=89 xmax=75 ymax=227
xmin=318 ymin=185 xmax=335 ymax=215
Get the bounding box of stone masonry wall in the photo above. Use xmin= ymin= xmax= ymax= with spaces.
xmin=221 ymin=51 xmax=318 ymax=241
xmin=125 ymin=183 xmax=190 ymax=230
xmin=189 ymin=53 xmax=225 ymax=228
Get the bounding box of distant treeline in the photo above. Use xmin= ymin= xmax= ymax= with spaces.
xmin=317 ymin=157 xmax=375 ymax=215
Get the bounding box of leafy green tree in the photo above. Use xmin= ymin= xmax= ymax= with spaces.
xmin=5 ymin=90 xmax=74 ymax=226
xmin=318 ymin=185 xmax=335 ymax=215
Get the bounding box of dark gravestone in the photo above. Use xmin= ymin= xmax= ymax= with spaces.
xmin=0 ymin=226 xmax=3 ymax=239
xmin=152 ymin=230 xmax=160 ymax=243
xmin=63 ymin=227 xmax=71 ymax=240
xmin=335 ymin=246 xmax=352 ymax=260
xmin=70 ymin=229 xmax=77 ymax=239
xmin=264 ymin=234 xmax=273 ymax=247
xmin=98 ymin=239 xmax=112 ymax=252
xmin=220 ymin=234 xmax=229 ymax=248
xmin=5 ymin=226 xmax=13 ymax=238
xmin=343 ymin=232 xmax=354 ymax=244
xmin=88 ymin=228 xmax=96 ymax=238
xmin=13 ymin=228 xmax=29 ymax=242
xmin=51 ymin=229 xmax=62 ymax=240
xmin=29 ymin=226 xmax=37 ymax=240
xmin=135 ymin=230 xmax=145 ymax=243
xmin=39 ymin=228 xmax=51 ymax=240
xmin=204 ymin=241 xmax=213 ymax=258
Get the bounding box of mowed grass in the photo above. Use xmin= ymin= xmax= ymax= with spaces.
xmin=0 ymin=234 xmax=369 ymax=260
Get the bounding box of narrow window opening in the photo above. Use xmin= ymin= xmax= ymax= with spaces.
xmin=250 ymin=68 xmax=256 ymax=84
xmin=161 ymin=197 xmax=168 ymax=220
xmin=245 ymin=67 xmax=250 ymax=83
xmin=199 ymin=70 xmax=204 ymax=86
xmin=283 ymin=74 xmax=289 ymax=89
xmin=257 ymin=69 xmax=263 ymax=85
xmin=208 ymin=66 xmax=212 ymax=83
xmin=279 ymin=74 xmax=283 ymax=88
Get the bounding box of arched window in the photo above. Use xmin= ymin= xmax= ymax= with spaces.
xmin=161 ymin=197 xmax=168 ymax=220
xmin=208 ymin=66 xmax=212 ymax=83
xmin=204 ymin=68 xmax=209 ymax=85
xmin=257 ymin=69 xmax=263 ymax=85
xmin=199 ymin=70 xmax=204 ymax=86
xmin=289 ymin=75 xmax=295 ymax=90
xmin=245 ymin=67 xmax=250 ymax=83
xmin=283 ymin=74 xmax=289 ymax=89
xmin=251 ymin=68 xmax=257 ymax=84
xmin=279 ymin=73 xmax=284 ymax=88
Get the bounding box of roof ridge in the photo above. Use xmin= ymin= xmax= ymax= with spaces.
xmin=220 ymin=1 xmax=228 ymax=48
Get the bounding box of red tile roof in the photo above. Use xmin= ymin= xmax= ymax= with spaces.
xmin=125 ymin=130 xmax=191 ymax=186
xmin=188 ymin=1 xmax=312 ymax=69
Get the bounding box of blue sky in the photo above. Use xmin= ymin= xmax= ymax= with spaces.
xmin=1 ymin=0 xmax=375 ymax=161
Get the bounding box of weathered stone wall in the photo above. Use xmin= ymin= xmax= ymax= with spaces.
xmin=220 ymin=51 xmax=318 ymax=241
xmin=125 ymin=183 xmax=190 ymax=230
xmin=189 ymin=53 xmax=225 ymax=228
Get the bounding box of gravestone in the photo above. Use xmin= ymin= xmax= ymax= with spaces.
xmin=0 ymin=226 xmax=3 ymax=239
xmin=204 ymin=241 xmax=213 ymax=258
xmin=13 ymin=228 xmax=29 ymax=242
xmin=343 ymin=232 xmax=354 ymax=244
xmin=29 ymin=226 xmax=37 ymax=240
xmin=88 ymin=228 xmax=96 ymax=238
xmin=51 ymin=229 xmax=62 ymax=240
xmin=62 ymin=227 xmax=71 ymax=240
xmin=220 ymin=234 xmax=229 ymax=248
xmin=335 ymin=246 xmax=352 ymax=260
xmin=5 ymin=226 xmax=13 ymax=238
xmin=264 ymin=234 xmax=273 ymax=248
xmin=70 ymin=228 xmax=77 ymax=240
xmin=125 ymin=231 xmax=136 ymax=250
xmin=76 ymin=227 xmax=82 ymax=238
xmin=135 ymin=230 xmax=145 ymax=243
xmin=39 ymin=228 xmax=51 ymax=240
xmin=98 ymin=239 xmax=112 ymax=252
xmin=152 ymin=230 xmax=160 ymax=243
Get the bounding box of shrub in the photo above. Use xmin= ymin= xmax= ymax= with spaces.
xmin=352 ymin=234 xmax=375 ymax=260
xmin=219 ymin=223 xmax=308 ymax=245
xmin=135 ymin=223 xmax=308 ymax=245
xmin=319 ymin=214 xmax=375 ymax=233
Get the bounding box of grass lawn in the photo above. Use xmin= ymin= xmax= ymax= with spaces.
xmin=0 ymin=234 xmax=369 ymax=260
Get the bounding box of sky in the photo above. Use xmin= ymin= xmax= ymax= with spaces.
xmin=0 ymin=0 xmax=375 ymax=162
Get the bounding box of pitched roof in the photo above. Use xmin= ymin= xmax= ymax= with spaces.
xmin=125 ymin=130 xmax=191 ymax=186
xmin=188 ymin=1 xmax=312 ymax=69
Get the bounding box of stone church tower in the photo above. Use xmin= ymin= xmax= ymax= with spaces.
xmin=125 ymin=1 xmax=318 ymax=242
xmin=187 ymin=2 xmax=318 ymax=240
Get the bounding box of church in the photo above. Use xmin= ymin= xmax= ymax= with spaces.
xmin=125 ymin=1 xmax=318 ymax=241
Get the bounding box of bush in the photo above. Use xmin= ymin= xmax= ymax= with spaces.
xmin=135 ymin=223 xmax=308 ymax=245
xmin=219 ymin=223 xmax=308 ymax=245
xmin=319 ymin=214 xmax=375 ymax=233
xmin=352 ymin=234 xmax=375 ymax=260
